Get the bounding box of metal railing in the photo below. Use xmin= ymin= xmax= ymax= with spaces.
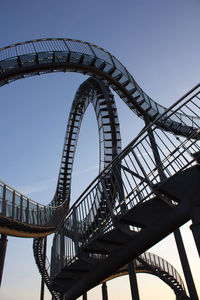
xmin=137 ymin=252 xmax=186 ymax=292
xmin=0 ymin=180 xmax=68 ymax=228
xmin=51 ymin=84 xmax=200 ymax=278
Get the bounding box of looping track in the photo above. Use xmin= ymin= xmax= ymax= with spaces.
xmin=0 ymin=38 xmax=199 ymax=299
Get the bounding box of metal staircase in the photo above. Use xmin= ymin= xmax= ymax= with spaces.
xmin=49 ymin=84 xmax=200 ymax=299
xmin=34 ymin=237 xmax=188 ymax=300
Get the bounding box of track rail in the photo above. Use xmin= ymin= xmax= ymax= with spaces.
xmin=52 ymin=77 xmax=122 ymax=207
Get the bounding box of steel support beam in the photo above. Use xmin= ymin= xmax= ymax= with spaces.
xmin=83 ymin=292 xmax=87 ymax=300
xmin=102 ymin=282 xmax=108 ymax=300
xmin=190 ymin=206 xmax=200 ymax=258
xmin=0 ymin=234 xmax=8 ymax=287
xmin=128 ymin=260 xmax=140 ymax=300
xmin=144 ymin=116 xmax=166 ymax=182
xmin=40 ymin=237 xmax=47 ymax=300
xmin=174 ymin=228 xmax=198 ymax=300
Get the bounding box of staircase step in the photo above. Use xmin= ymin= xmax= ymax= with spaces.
xmin=98 ymin=228 xmax=132 ymax=244
xmin=51 ymin=277 xmax=75 ymax=293
xmin=67 ymin=258 xmax=94 ymax=271
xmin=84 ymin=240 xmax=111 ymax=254
xmin=95 ymin=238 xmax=121 ymax=252
xmin=119 ymin=196 xmax=172 ymax=227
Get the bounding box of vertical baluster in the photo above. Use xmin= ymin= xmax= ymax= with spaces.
xmin=12 ymin=191 xmax=15 ymax=219
xmin=26 ymin=199 xmax=29 ymax=224
xmin=32 ymin=209 xmax=35 ymax=225
xmin=16 ymin=206 xmax=19 ymax=220
xmin=2 ymin=185 xmax=6 ymax=216
xmin=40 ymin=209 xmax=42 ymax=226
xmin=73 ymin=207 xmax=78 ymax=254
xmin=20 ymin=196 xmax=23 ymax=222
xmin=44 ymin=206 xmax=47 ymax=225
xmin=37 ymin=204 xmax=39 ymax=225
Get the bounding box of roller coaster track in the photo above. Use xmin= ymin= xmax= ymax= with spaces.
xmin=0 ymin=38 xmax=200 ymax=299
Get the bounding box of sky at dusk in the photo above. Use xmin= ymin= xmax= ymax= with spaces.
xmin=0 ymin=0 xmax=200 ymax=299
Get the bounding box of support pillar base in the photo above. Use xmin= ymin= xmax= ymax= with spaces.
xmin=0 ymin=234 xmax=8 ymax=287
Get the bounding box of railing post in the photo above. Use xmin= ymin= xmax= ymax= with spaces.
xmin=32 ymin=209 xmax=35 ymax=225
xmin=112 ymin=166 xmax=125 ymax=210
xmin=2 ymin=185 xmax=6 ymax=216
xmin=101 ymin=179 xmax=115 ymax=222
xmin=37 ymin=203 xmax=39 ymax=225
xmin=44 ymin=206 xmax=47 ymax=225
xmin=128 ymin=260 xmax=140 ymax=300
xmin=20 ymin=195 xmax=23 ymax=222
xmin=174 ymin=228 xmax=199 ymax=300
xmin=73 ymin=208 xmax=79 ymax=255
xmin=12 ymin=191 xmax=15 ymax=219
xmin=26 ymin=199 xmax=29 ymax=224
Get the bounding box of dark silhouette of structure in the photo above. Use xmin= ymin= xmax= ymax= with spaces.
xmin=0 ymin=38 xmax=199 ymax=300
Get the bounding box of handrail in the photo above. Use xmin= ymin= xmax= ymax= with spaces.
xmin=0 ymin=179 xmax=49 ymax=207
xmin=57 ymin=83 xmax=200 ymax=223
xmin=138 ymin=252 xmax=186 ymax=292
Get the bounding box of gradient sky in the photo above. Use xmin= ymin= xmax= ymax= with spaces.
xmin=0 ymin=0 xmax=200 ymax=299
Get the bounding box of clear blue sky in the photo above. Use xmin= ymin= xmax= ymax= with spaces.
xmin=0 ymin=0 xmax=200 ymax=299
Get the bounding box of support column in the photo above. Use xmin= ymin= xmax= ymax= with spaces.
xmin=128 ymin=260 xmax=140 ymax=300
xmin=40 ymin=237 xmax=47 ymax=300
xmin=83 ymin=292 xmax=87 ymax=300
xmin=190 ymin=206 xmax=200 ymax=258
xmin=0 ymin=234 xmax=8 ymax=287
xmin=174 ymin=228 xmax=198 ymax=300
xmin=102 ymin=282 xmax=108 ymax=300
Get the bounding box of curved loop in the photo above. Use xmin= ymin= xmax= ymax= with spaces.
xmin=0 ymin=38 xmax=197 ymax=135
xmin=0 ymin=77 xmax=121 ymax=235
xmin=105 ymin=252 xmax=187 ymax=298
xmin=52 ymin=77 xmax=121 ymax=206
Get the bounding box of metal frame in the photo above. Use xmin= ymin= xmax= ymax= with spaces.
xmin=50 ymin=84 xmax=200 ymax=299
xmin=0 ymin=39 xmax=200 ymax=300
